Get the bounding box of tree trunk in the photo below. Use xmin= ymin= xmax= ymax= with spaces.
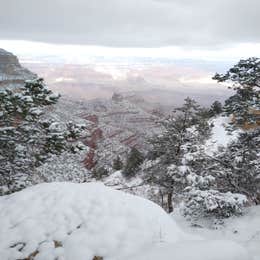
xmin=159 ymin=190 xmax=164 ymax=209
xmin=167 ymin=192 xmax=173 ymax=213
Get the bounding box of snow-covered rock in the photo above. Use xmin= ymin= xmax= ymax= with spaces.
xmin=0 ymin=182 xmax=253 ymax=260
xmin=0 ymin=182 xmax=183 ymax=260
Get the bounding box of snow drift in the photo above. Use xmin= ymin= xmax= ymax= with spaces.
xmin=0 ymin=182 xmax=250 ymax=260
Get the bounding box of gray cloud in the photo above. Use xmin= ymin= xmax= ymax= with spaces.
xmin=0 ymin=0 xmax=259 ymax=47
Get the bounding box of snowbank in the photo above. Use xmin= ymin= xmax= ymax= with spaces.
xmin=0 ymin=182 xmax=252 ymax=260
xmin=0 ymin=182 xmax=183 ymax=260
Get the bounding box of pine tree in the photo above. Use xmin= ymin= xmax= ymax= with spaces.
xmin=22 ymin=78 xmax=60 ymax=106
xmin=180 ymin=128 xmax=259 ymax=221
xmin=123 ymin=148 xmax=144 ymax=178
xmin=149 ymin=98 xmax=203 ymax=162
xmin=112 ymin=156 xmax=123 ymax=171
xmin=213 ymin=57 xmax=260 ymax=127
xmin=214 ymin=128 xmax=260 ymax=204
xmin=209 ymin=101 xmax=222 ymax=117
xmin=224 ymin=88 xmax=257 ymax=126
xmin=0 ymin=78 xmax=85 ymax=195
xmin=144 ymin=97 xmax=211 ymax=212
xmin=213 ymin=57 xmax=260 ymax=90
xmin=179 ymin=147 xmax=248 ymax=221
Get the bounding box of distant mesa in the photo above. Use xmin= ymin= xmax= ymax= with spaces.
xmin=0 ymin=48 xmax=36 ymax=88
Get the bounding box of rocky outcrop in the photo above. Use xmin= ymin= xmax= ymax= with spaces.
xmin=82 ymin=122 xmax=103 ymax=169
xmin=0 ymin=48 xmax=36 ymax=88
xmin=83 ymin=149 xmax=96 ymax=170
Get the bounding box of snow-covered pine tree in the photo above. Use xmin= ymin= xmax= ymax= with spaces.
xmin=144 ymin=97 xmax=211 ymax=212
xmin=224 ymin=88 xmax=257 ymax=126
xmin=181 ymin=127 xmax=260 ymax=221
xmin=213 ymin=57 xmax=260 ymax=127
xmin=180 ymin=58 xmax=260 ymax=221
xmin=209 ymin=101 xmax=223 ymax=117
xmin=180 ymin=147 xmax=247 ymax=221
xmin=214 ymin=128 xmax=260 ymax=204
xmin=22 ymin=78 xmax=60 ymax=106
xmin=144 ymin=96 xmax=249 ymax=219
xmin=123 ymin=147 xmax=144 ymax=178
xmin=213 ymin=57 xmax=260 ymax=90
xmin=0 ymin=78 xmax=85 ymax=195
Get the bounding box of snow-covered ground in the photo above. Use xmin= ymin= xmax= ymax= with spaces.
xmin=130 ymin=240 xmax=249 ymax=260
xmin=204 ymin=116 xmax=239 ymax=155
xmin=172 ymin=206 xmax=260 ymax=260
xmin=0 ymin=182 xmax=183 ymax=260
xmin=103 ymin=171 xmax=162 ymax=206
xmin=0 ymin=182 xmax=256 ymax=260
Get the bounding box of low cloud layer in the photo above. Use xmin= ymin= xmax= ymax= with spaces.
xmin=0 ymin=0 xmax=259 ymax=47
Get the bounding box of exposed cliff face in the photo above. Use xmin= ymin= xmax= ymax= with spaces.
xmin=0 ymin=48 xmax=36 ymax=88
xmin=78 ymin=95 xmax=162 ymax=170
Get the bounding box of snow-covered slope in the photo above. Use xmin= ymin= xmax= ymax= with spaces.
xmin=172 ymin=206 xmax=260 ymax=260
xmin=131 ymin=240 xmax=249 ymax=260
xmin=0 ymin=182 xmax=252 ymax=260
xmin=204 ymin=116 xmax=240 ymax=155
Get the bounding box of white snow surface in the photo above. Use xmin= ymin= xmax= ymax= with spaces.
xmin=205 ymin=116 xmax=239 ymax=155
xmin=172 ymin=206 xmax=260 ymax=260
xmin=0 ymin=182 xmax=183 ymax=260
xmin=0 ymin=182 xmax=253 ymax=260
xmin=130 ymin=240 xmax=249 ymax=260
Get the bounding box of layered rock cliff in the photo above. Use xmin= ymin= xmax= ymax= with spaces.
xmin=0 ymin=48 xmax=36 ymax=88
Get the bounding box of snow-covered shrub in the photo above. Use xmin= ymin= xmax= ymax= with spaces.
xmin=209 ymin=100 xmax=223 ymax=117
xmin=181 ymin=189 xmax=247 ymax=220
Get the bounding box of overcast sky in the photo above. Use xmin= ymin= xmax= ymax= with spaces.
xmin=0 ymin=0 xmax=259 ymax=48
